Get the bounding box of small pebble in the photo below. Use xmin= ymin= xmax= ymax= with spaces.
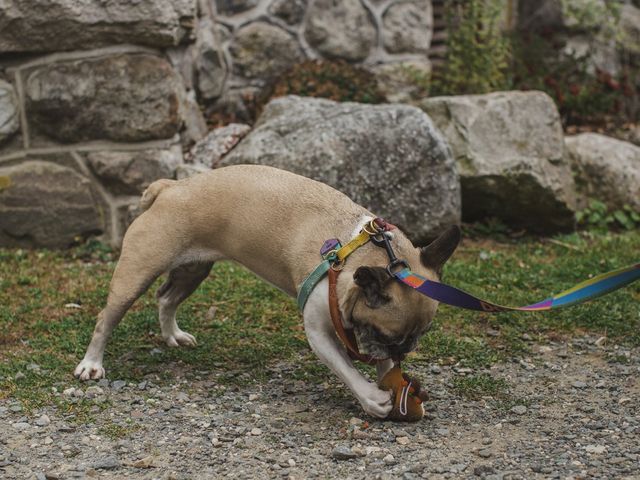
xmin=12 ymin=422 xmax=30 ymax=431
xmin=206 ymin=306 xmax=218 ymax=321
xmin=111 ymin=380 xmax=126 ymax=391
xmin=35 ymin=414 xmax=50 ymax=427
xmin=511 ymin=405 xmax=527 ymax=415
xmin=331 ymin=445 xmax=358 ymax=460
xmin=584 ymin=445 xmax=606 ymax=454
xmin=477 ymin=449 xmax=492 ymax=458
xmin=85 ymin=386 xmax=104 ymax=398
xmin=92 ymin=455 xmax=120 ymax=470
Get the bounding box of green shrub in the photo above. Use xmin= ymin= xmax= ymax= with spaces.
xmin=431 ymin=0 xmax=511 ymax=96
xmin=576 ymin=200 xmax=640 ymax=232
xmin=511 ymin=0 xmax=638 ymax=127
xmin=266 ymin=60 xmax=385 ymax=104
xmin=510 ymin=31 xmax=637 ymax=127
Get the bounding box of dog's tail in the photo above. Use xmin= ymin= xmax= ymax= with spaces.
xmin=139 ymin=179 xmax=176 ymax=211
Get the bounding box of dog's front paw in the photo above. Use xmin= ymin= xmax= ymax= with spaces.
xmin=74 ymin=359 xmax=105 ymax=381
xmin=358 ymin=385 xmax=393 ymax=419
xmin=163 ymin=329 xmax=197 ymax=347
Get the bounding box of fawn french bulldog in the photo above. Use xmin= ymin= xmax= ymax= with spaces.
xmin=75 ymin=165 xmax=460 ymax=418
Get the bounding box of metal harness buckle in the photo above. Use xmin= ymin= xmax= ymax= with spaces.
xmin=369 ymin=221 xmax=410 ymax=275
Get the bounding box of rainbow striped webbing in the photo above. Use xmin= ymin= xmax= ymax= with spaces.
xmin=394 ymin=263 xmax=640 ymax=312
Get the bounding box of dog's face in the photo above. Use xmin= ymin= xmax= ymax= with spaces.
xmin=348 ymin=226 xmax=461 ymax=360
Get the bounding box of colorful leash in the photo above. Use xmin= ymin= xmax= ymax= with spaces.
xmin=394 ymin=263 xmax=640 ymax=312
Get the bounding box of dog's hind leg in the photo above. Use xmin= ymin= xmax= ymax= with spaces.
xmin=156 ymin=262 xmax=214 ymax=347
xmin=74 ymin=221 xmax=176 ymax=380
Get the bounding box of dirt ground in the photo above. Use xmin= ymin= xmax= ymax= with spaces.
xmin=2 ymin=334 xmax=639 ymax=480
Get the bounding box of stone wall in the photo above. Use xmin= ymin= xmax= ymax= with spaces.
xmin=0 ymin=44 xmax=204 ymax=248
xmin=0 ymin=0 xmax=438 ymax=248
xmin=198 ymin=0 xmax=436 ymax=116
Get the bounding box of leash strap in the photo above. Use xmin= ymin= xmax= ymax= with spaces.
xmin=328 ymin=268 xmax=378 ymax=365
xmin=394 ymin=263 xmax=640 ymax=312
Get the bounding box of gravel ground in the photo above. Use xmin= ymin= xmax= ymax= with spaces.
xmin=2 ymin=336 xmax=639 ymax=480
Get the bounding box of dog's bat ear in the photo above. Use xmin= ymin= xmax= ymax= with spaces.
xmin=420 ymin=225 xmax=461 ymax=275
xmin=353 ymin=266 xmax=391 ymax=308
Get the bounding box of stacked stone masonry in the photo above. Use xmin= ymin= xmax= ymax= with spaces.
xmin=0 ymin=0 xmax=437 ymax=248
xmin=5 ymin=0 xmax=634 ymax=248
xmin=0 ymin=45 xmax=198 ymax=248
xmin=205 ymin=0 xmax=436 ymax=113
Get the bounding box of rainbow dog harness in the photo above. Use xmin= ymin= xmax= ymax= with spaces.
xmin=297 ymin=218 xmax=640 ymax=314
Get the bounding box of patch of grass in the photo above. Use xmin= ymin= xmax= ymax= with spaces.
xmin=53 ymin=397 xmax=110 ymax=425
xmin=493 ymin=397 xmax=532 ymax=413
xmin=427 ymin=230 xmax=640 ymax=367
xmin=0 ymin=230 xmax=638 ymax=408
xmin=415 ymin=328 xmax=502 ymax=368
xmin=98 ymin=420 xmax=143 ymax=440
xmin=451 ymin=373 xmax=509 ymax=400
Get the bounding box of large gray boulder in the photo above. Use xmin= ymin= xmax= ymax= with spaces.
xmin=565 ymin=133 xmax=640 ymax=211
xmin=0 ymin=0 xmax=196 ymax=53
xmin=24 ymin=53 xmax=185 ymax=143
xmin=221 ymin=96 xmax=461 ymax=243
xmin=420 ymin=91 xmax=576 ymax=232
xmin=0 ymin=161 xmax=104 ymax=248
xmin=0 ymin=80 xmax=20 ymax=146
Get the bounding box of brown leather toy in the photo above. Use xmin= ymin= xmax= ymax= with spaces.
xmin=378 ymin=366 xmax=428 ymax=422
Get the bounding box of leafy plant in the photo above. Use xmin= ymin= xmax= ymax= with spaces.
xmin=576 ymin=200 xmax=640 ymax=231
xmin=559 ymin=0 xmax=622 ymax=42
xmin=510 ymin=31 xmax=636 ymax=127
xmin=431 ymin=0 xmax=511 ymax=96
xmin=266 ymin=60 xmax=385 ymax=104
xmin=510 ymin=0 xmax=638 ymax=128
